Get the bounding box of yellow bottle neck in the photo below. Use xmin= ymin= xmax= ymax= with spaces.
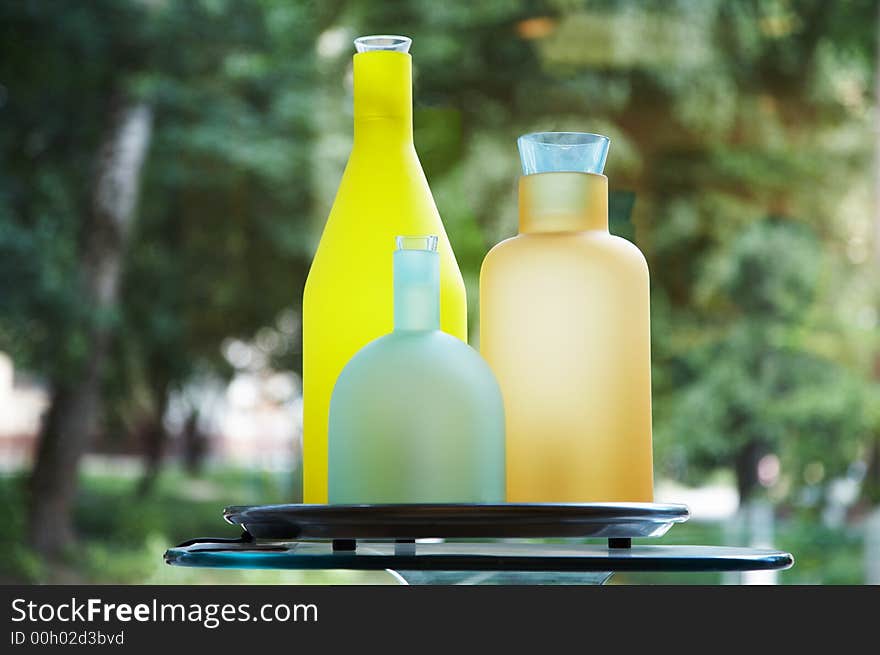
xmin=352 ymin=50 xmax=413 ymax=147
xmin=518 ymin=172 xmax=608 ymax=234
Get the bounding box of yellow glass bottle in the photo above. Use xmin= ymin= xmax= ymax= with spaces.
xmin=302 ymin=36 xmax=467 ymax=503
xmin=479 ymin=132 xmax=653 ymax=502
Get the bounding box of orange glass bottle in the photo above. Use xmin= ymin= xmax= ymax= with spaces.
xmin=479 ymin=132 xmax=653 ymax=502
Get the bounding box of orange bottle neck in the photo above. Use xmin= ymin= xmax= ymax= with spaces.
xmin=518 ymin=172 xmax=609 ymax=234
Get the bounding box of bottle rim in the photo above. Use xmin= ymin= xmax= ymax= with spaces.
xmin=395 ymin=235 xmax=439 ymax=252
xmin=354 ymin=35 xmax=412 ymax=53
xmin=517 ymin=132 xmax=610 ymax=175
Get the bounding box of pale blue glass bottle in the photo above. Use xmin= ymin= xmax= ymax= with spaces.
xmin=328 ymin=235 xmax=505 ymax=503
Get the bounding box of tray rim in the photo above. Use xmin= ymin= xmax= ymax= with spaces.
xmin=222 ymin=502 xmax=690 ymax=540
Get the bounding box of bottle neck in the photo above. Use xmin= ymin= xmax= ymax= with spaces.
xmin=518 ymin=172 xmax=608 ymax=234
xmin=352 ymin=50 xmax=413 ymax=147
xmin=393 ymin=248 xmax=440 ymax=332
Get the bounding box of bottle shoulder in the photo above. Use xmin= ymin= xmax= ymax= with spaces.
xmin=336 ymin=331 xmax=497 ymax=387
xmin=343 ymin=331 xmax=470 ymax=362
xmin=482 ymin=231 xmax=648 ymax=277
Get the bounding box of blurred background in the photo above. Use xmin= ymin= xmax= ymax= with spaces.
xmin=1 ymin=0 xmax=878 ymax=585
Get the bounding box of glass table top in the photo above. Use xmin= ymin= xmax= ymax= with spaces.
xmin=165 ymin=539 xmax=794 ymax=574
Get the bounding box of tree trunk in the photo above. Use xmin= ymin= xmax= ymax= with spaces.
xmin=864 ymin=436 xmax=880 ymax=505
xmin=28 ymin=97 xmax=152 ymax=557
xmin=734 ymin=440 xmax=764 ymax=504
xmin=136 ymin=388 xmax=170 ymax=498
xmin=182 ymin=409 xmax=207 ymax=476
xmin=862 ymin=1 xmax=880 ymax=509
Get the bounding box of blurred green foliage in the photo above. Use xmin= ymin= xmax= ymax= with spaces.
xmin=0 ymin=470 xmax=390 ymax=584
xmin=0 ymin=0 xmax=879 ymax=581
xmin=0 ymin=470 xmax=863 ymax=584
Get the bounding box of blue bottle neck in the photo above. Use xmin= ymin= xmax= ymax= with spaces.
xmin=393 ymin=247 xmax=440 ymax=332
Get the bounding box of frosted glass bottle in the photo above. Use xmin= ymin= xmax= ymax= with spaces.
xmin=479 ymin=132 xmax=654 ymax=502
xmin=303 ymin=36 xmax=467 ymax=503
xmin=328 ymin=236 xmax=504 ymax=504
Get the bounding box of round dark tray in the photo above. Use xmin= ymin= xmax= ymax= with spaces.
xmin=223 ymin=502 xmax=690 ymax=540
